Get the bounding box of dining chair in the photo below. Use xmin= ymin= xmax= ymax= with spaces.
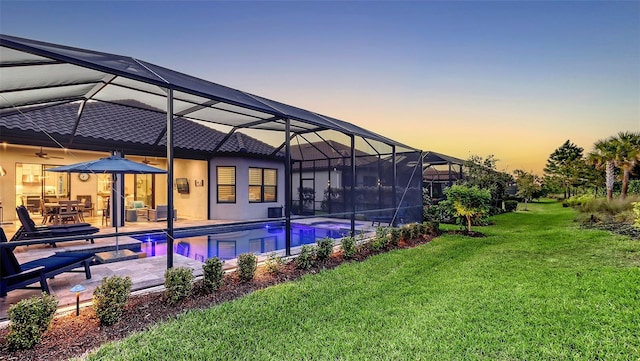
xmin=76 ymin=195 xmax=94 ymax=217
xmin=58 ymin=200 xmax=80 ymax=224
xmin=39 ymin=199 xmax=56 ymax=224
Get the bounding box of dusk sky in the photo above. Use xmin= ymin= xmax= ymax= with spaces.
xmin=1 ymin=1 xmax=638 ymax=174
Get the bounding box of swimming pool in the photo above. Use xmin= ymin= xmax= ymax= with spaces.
xmin=134 ymin=221 xmax=368 ymax=262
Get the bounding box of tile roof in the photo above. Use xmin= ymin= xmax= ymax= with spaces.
xmin=0 ymin=100 xmax=280 ymax=159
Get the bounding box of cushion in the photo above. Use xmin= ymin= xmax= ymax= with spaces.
xmin=54 ymin=252 xmax=95 ymax=259
xmin=21 ymin=256 xmax=77 ymax=272
xmin=48 ymin=226 xmax=99 ymax=236
xmin=133 ymin=201 xmax=144 ymax=209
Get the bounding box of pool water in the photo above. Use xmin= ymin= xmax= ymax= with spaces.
xmin=134 ymin=222 xmax=365 ymax=262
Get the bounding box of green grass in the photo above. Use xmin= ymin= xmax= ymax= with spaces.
xmin=88 ymin=200 xmax=640 ymax=360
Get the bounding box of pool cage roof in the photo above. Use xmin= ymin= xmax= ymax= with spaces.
xmin=0 ymin=34 xmax=415 ymax=151
xmin=0 ymin=34 xmax=423 ymax=266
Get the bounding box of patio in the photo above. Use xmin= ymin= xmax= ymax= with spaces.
xmin=0 ymin=215 xmax=207 ymax=320
xmin=0 ymin=213 xmax=377 ymax=321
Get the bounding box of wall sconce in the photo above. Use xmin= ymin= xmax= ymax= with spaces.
xmin=0 ymin=166 xmax=6 ymax=177
xmin=377 ymin=178 xmax=381 ymax=187
xmin=70 ymin=284 xmax=86 ymax=316
xmin=327 ymin=179 xmax=331 ymax=187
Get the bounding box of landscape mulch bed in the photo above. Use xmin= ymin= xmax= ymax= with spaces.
xmin=0 ymin=235 xmax=436 ymax=361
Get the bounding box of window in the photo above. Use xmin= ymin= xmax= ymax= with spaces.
xmin=248 ymin=167 xmax=277 ymax=203
xmin=217 ymin=166 xmax=236 ymax=203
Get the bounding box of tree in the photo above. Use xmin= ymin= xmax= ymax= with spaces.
xmin=611 ymin=131 xmax=640 ymax=200
xmin=588 ymin=138 xmax=617 ymax=201
xmin=463 ymin=154 xmax=512 ymax=212
xmin=587 ymin=132 xmax=640 ymax=201
xmin=544 ymin=140 xmax=584 ymax=198
xmin=444 ymin=184 xmax=491 ymax=233
xmin=514 ymin=170 xmax=541 ymax=211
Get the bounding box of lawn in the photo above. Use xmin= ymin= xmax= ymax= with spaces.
xmin=87 ymin=200 xmax=640 ymax=360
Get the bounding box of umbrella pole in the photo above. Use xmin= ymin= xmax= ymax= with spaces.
xmin=113 ymin=173 xmax=119 ymax=254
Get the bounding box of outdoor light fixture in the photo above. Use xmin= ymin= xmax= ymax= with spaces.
xmin=377 ymin=178 xmax=381 ymax=187
xmin=327 ymin=179 xmax=331 ymax=187
xmin=70 ymin=284 xmax=86 ymax=316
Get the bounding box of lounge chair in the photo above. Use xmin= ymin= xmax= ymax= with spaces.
xmin=13 ymin=206 xmax=99 ymax=247
xmin=369 ymin=202 xmax=409 ymax=227
xmin=0 ymin=227 xmax=94 ymax=297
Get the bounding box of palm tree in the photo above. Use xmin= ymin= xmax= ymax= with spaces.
xmin=612 ymin=131 xmax=640 ymax=200
xmin=589 ymin=132 xmax=640 ymax=201
xmin=588 ymin=139 xmax=616 ymax=201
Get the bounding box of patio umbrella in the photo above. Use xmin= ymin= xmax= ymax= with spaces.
xmin=48 ymin=155 xmax=167 ymax=253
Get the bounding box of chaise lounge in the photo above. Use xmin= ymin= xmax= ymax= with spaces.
xmin=369 ymin=202 xmax=409 ymax=227
xmin=0 ymin=227 xmax=94 ymax=297
xmin=12 ymin=205 xmax=99 ymax=247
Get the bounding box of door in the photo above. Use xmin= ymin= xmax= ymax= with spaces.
xmin=43 ymin=164 xmax=69 ymax=199
xmin=134 ymin=174 xmax=154 ymax=209
xmin=301 ymin=178 xmax=315 ymax=215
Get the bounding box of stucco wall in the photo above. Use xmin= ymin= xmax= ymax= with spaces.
xmin=209 ymin=157 xmax=285 ymax=221
xmin=0 ymin=145 xmax=209 ymax=222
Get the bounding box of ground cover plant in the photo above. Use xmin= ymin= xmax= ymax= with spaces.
xmin=86 ymin=200 xmax=639 ymax=360
xmin=571 ymin=195 xmax=640 ymax=241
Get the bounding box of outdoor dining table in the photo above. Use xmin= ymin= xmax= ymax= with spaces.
xmin=43 ymin=201 xmax=83 ymax=225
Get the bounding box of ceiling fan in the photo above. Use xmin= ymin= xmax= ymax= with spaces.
xmin=141 ymin=156 xmax=158 ymax=165
xmin=34 ymin=146 xmax=64 ymax=159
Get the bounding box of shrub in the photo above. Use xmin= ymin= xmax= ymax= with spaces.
xmin=564 ymin=194 xmax=594 ymax=208
xmin=296 ymin=245 xmax=316 ymax=269
xmin=237 ymin=253 xmax=257 ymax=282
xmin=416 ymin=223 xmax=427 ymax=239
xmin=316 ymin=237 xmax=334 ymax=263
xmin=504 ymin=200 xmax=518 ymax=212
xmin=340 ymin=236 xmax=357 ymax=258
xmin=579 ymin=196 xmax=639 ymax=215
xmin=445 ymin=184 xmax=491 ymax=232
xmin=164 ymin=267 xmax=194 ymax=304
xmin=93 ymin=275 xmax=132 ymax=326
xmin=264 ymin=252 xmax=284 ymax=274
xmin=202 ymin=257 xmax=224 ymax=293
xmin=389 ymin=227 xmax=401 ymax=247
xmin=423 ymin=220 xmax=440 ymax=236
xmin=7 ymin=293 xmax=58 ymax=350
xmin=634 ymin=202 xmax=640 ymax=228
xmin=368 ymin=227 xmax=388 ymax=252
xmin=400 ymin=225 xmax=412 ymax=240
xmin=426 ymin=199 xmax=457 ymax=224
xmin=371 ymin=226 xmax=389 ymax=250
xmin=409 ymin=223 xmax=422 ymax=239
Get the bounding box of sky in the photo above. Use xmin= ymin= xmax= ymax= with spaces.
xmin=1 ymin=1 xmax=638 ymax=174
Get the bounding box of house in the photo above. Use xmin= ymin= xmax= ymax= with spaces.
xmin=422 ymin=151 xmax=465 ymax=201
xmin=0 ymin=100 xmax=285 ymax=223
xmin=0 ymin=34 xmax=422 ymax=260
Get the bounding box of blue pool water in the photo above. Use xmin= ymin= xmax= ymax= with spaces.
xmin=133 ymin=221 xmax=364 ymax=262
